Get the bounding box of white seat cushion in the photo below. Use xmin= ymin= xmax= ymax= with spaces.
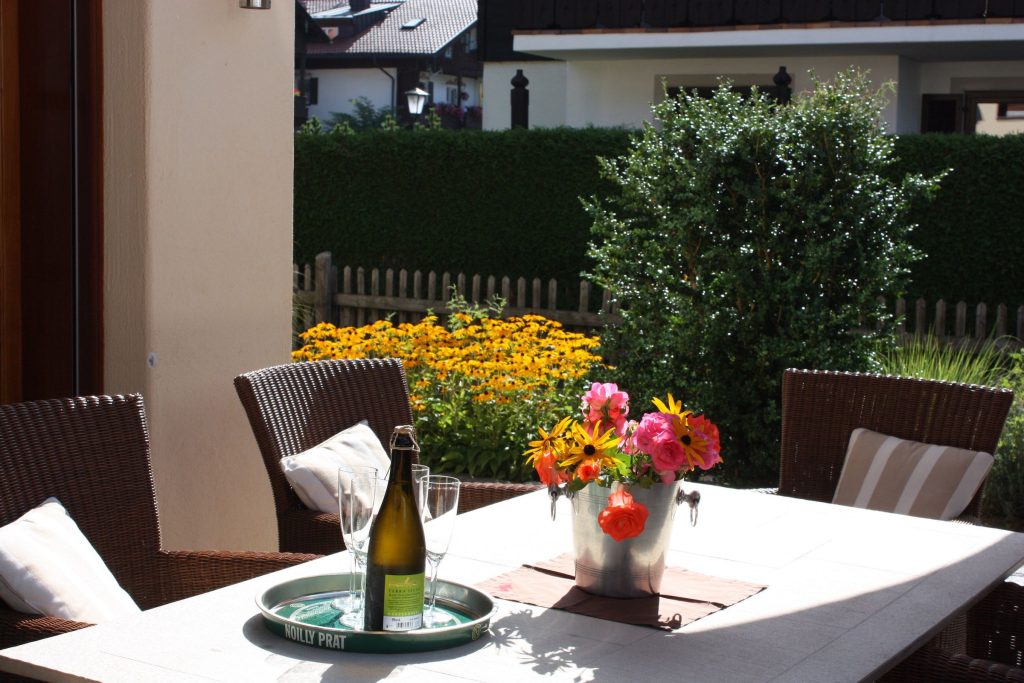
xmin=832 ymin=428 xmax=993 ymax=520
xmin=0 ymin=497 xmax=142 ymax=623
xmin=280 ymin=421 xmax=390 ymax=513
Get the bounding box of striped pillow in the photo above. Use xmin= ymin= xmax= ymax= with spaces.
xmin=832 ymin=428 xmax=993 ymax=520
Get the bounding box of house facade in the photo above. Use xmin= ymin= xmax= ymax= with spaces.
xmin=299 ymin=0 xmax=482 ymax=128
xmin=478 ymin=1 xmax=1024 ymax=134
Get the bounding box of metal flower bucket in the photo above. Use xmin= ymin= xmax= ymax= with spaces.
xmin=569 ymin=480 xmax=699 ymax=598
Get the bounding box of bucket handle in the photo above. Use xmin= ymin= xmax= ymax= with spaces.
xmin=677 ymin=488 xmax=700 ymax=527
xmin=549 ymin=484 xmax=700 ymax=526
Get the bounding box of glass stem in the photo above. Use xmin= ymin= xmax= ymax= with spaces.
xmin=428 ymin=557 xmax=441 ymax=620
xmin=349 ymin=549 xmax=358 ymax=614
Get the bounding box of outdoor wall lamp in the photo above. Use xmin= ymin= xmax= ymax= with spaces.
xmin=239 ymin=0 xmax=271 ymax=8
xmin=405 ymin=87 xmax=429 ymax=117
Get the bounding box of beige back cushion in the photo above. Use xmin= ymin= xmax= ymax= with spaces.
xmin=832 ymin=428 xmax=993 ymax=520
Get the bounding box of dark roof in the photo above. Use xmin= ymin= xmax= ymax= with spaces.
xmin=305 ymin=0 xmax=477 ymax=57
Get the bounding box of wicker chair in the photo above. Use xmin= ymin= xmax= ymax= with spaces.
xmin=779 ymin=368 xmax=1013 ymax=519
xmin=0 ymin=394 xmax=316 ymax=650
xmin=234 ymin=358 xmax=541 ymax=555
xmin=780 ymin=368 xmax=1020 ymax=681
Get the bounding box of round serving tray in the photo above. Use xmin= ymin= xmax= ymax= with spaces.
xmin=257 ymin=573 xmax=496 ymax=654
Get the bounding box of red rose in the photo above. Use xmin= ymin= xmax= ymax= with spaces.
xmin=597 ymin=488 xmax=649 ymax=542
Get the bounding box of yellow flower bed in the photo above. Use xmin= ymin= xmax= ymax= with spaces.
xmin=293 ymin=314 xmax=605 ymax=480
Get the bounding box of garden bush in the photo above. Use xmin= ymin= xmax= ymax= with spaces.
xmin=586 ymin=70 xmax=940 ymax=486
xmin=292 ymin=305 xmax=605 ymax=481
xmin=982 ymin=350 xmax=1024 ymax=524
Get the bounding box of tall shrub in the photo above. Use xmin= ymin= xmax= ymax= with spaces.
xmin=586 ymin=70 xmax=940 ymax=486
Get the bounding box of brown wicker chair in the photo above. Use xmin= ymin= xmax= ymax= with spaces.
xmin=0 ymin=394 xmax=316 ymax=650
xmin=234 ymin=358 xmax=541 ymax=555
xmin=780 ymin=368 xmax=1019 ymax=681
xmin=779 ymin=368 xmax=1014 ymax=519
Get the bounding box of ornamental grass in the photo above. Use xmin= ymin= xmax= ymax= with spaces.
xmin=293 ymin=313 xmax=605 ymax=481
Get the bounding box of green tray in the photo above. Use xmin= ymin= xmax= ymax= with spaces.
xmin=257 ymin=573 xmax=496 ymax=654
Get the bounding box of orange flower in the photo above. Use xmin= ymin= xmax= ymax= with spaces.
xmin=534 ymin=451 xmax=569 ymax=487
xmin=597 ymin=487 xmax=649 ymax=542
xmin=575 ymin=458 xmax=602 ymax=483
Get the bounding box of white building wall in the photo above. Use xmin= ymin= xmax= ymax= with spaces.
xmin=896 ymin=57 xmax=922 ymax=134
xmin=308 ymin=67 xmax=397 ymax=122
xmin=918 ymin=60 xmax=1024 ymax=94
xmin=104 ymin=0 xmax=293 ymax=551
xmin=487 ymin=56 xmax=903 ymax=131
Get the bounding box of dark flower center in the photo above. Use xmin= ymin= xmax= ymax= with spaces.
xmin=680 ymin=435 xmax=692 ymax=446
xmin=583 ymin=444 xmax=597 ymax=456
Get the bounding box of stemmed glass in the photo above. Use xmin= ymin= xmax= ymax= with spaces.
xmin=411 ymin=463 xmax=429 ymax=509
xmin=335 ymin=464 xmax=383 ymax=628
xmin=419 ymin=475 xmax=461 ymax=628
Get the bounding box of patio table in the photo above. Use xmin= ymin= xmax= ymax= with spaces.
xmin=2 ymin=483 xmax=1024 ymax=682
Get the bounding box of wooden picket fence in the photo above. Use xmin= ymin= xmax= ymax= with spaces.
xmin=294 ymin=251 xmax=1023 ymax=348
xmin=293 ymin=252 xmax=619 ymax=333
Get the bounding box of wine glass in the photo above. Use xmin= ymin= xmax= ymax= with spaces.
xmin=411 ymin=463 xmax=429 ymax=509
xmin=419 ymin=475 xmax=460 ymax=628
xmin=335 ymin=464 xmax=383 ymax=628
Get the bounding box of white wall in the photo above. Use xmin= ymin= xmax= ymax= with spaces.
xmin=485 ymin=55 xmax=911 ymax=131
xmin=918 ymin=60 xmax=1024 ymax=93
xmin=104 ymin=0 xmax=293 ymax=551
xmin=308 ymin=67 xmax=397 ymax=122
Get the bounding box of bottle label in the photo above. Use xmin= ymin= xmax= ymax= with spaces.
xmin=382 ymin=572 xmax=425 ymax=631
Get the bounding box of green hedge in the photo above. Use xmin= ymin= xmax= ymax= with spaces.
xmin=294 ymin=129 xmax=1024 ymax=307
xmin=294 ymin=127 xmax=631 ymax=289
xmin=892 ymin=134 xmax=1024 ymax=306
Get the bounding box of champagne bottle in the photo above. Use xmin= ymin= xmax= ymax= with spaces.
xmin=363 ymin=425 xmax=427 ymax=631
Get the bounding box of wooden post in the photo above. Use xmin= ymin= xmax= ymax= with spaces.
xmin=517 ymin=277 xmax=527 ymax=309
xmin=532 ymin=278 xmax=542 ymax=309
xmin=975 ymin=302 xmax=987 ymax=341
xmin=356 ymin=267 xmax=367 ymax=327
xmin=548 ymin=278 xmax=558 ymax=312
xmin=895 ymin=298 xmax=906 ymax=337
xmin=955 ymin=301 xmax=967 ymax=340
xmin=313 ymin=251 xmax=335 ymax=324
xmin=341 ymin=266 xmax=352 ymax=327
xmin=915 ymin=298 xmax=927 ymax=335
xmin=996 ymin=304 xmax=1007 ymax=339
xmin=934 ymin=300 xmax=946 ymax=339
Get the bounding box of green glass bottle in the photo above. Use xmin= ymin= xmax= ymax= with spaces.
xmin=363 ymin=425 xmax=426 ymax=631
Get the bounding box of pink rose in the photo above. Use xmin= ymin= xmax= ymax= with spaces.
xmin=581 ymin=383 xmax=630 ymax=436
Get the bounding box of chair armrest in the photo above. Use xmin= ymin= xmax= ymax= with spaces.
xmin=139 ymin=549 xmax=318 ymax=608
xmin=280 ymin=508 xmax=346 ymax=555
xmin=458 ymin=481 xmax=543 ymax=514
xmin=0 ymin=608 xmax=92 ymax=648
xmin=882 ymin=646 xmax=1024 ymax=682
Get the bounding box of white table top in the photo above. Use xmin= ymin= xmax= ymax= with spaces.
xmin=3 ymin=483 xmax=1024 ymax=683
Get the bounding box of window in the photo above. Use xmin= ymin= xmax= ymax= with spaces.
xmin=920 ymin=94 xmax=963 ymax=134
xmin=308 ymin=77 xmax=318 ymax=106
xmin=923 ymin=91 xmax=1024 ymax=134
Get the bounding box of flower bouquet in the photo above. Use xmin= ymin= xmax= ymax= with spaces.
xmin=524 ymin=383 xmax=722 ymax=597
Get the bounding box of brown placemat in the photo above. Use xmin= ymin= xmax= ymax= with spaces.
xmin=477 ymin=553 xmax=766 ymax=630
